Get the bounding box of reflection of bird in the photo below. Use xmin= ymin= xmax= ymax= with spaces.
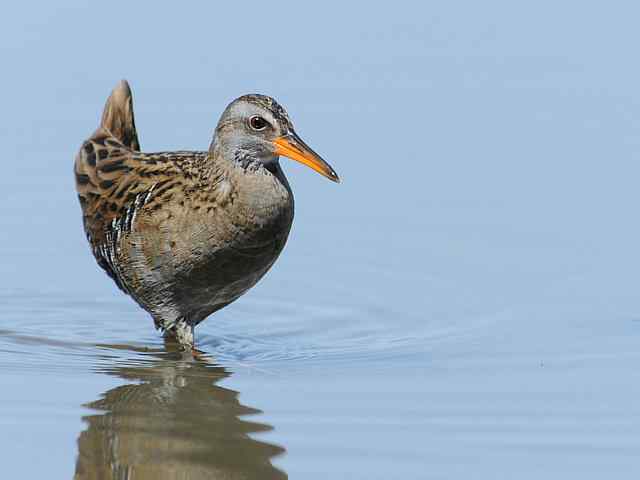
xmin=75 ymin=81 xmax=339 ymax=347
xmin=74 ymin=343 xmax=286 ymax=479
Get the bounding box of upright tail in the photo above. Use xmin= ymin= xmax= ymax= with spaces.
xmin=100 ymin=79 xmax=141 ymax=151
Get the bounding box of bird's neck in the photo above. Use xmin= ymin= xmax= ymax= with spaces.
xmin=206 ymin=141 xmax=284 ymax=184
xmin=204 ymin=140 xmax=293 ymax=207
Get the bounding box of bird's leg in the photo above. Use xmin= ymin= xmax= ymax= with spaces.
xmin=173 ymin=321 xmax=195 ymax=348
xmin=160 ymin=333 xmax=207 ymax=362
xmin=162 ymin=320 xmax=207 ymax=360
xmin=162 ymin=319 xmax=195 ymax=351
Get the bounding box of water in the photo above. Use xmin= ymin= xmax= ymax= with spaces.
xmin=3 ymin=1 xmax=640 ymax=478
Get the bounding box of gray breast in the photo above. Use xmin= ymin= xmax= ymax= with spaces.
xmin=119 ymin=165 xmax=294 ymax=327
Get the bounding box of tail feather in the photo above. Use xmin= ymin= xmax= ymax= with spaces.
xmin=100 ymin=79 xmax=141 ymax=151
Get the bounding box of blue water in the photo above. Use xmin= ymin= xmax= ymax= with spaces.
xmin=2 ymin=1 xmax=640 ymax=478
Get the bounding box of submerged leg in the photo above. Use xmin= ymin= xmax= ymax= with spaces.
xmin=162 ymin=319 xmax=195 ymax=350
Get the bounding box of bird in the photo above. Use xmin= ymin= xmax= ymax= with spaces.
xmin=74 ymin=80 xmax=339 ymax=349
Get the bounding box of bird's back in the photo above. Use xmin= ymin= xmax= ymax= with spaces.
xmin=74 ymin=81 xmax=188 ymax=293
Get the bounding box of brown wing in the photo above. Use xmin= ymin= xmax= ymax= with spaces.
xmin=74 ymin=80 xmax=212 ymax=293
xmin=75 ymin=80 xmax=179 ymax=291
xmin=74 ymin=130 xmax=179 ymax=292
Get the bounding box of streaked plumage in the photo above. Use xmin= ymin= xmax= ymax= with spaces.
xmin=74 ymin=80 xmax=338 ymax=347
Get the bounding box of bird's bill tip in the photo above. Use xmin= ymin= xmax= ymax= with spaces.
xmin=273 ymin=134 xmax=340 ymax=183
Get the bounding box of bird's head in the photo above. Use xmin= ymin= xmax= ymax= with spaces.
xmin=212 ymin=94 xmax=339 ymax=182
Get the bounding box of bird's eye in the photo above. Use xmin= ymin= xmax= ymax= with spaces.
xmin=249 ymin=115 xmax=268 ymax=131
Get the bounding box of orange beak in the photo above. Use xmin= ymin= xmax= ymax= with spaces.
xmin=273 ymin=132 xmax=340 ymax=183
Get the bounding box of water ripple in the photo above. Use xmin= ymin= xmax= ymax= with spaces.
xmin=0 ymin=288 xmax=487 ymax=371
